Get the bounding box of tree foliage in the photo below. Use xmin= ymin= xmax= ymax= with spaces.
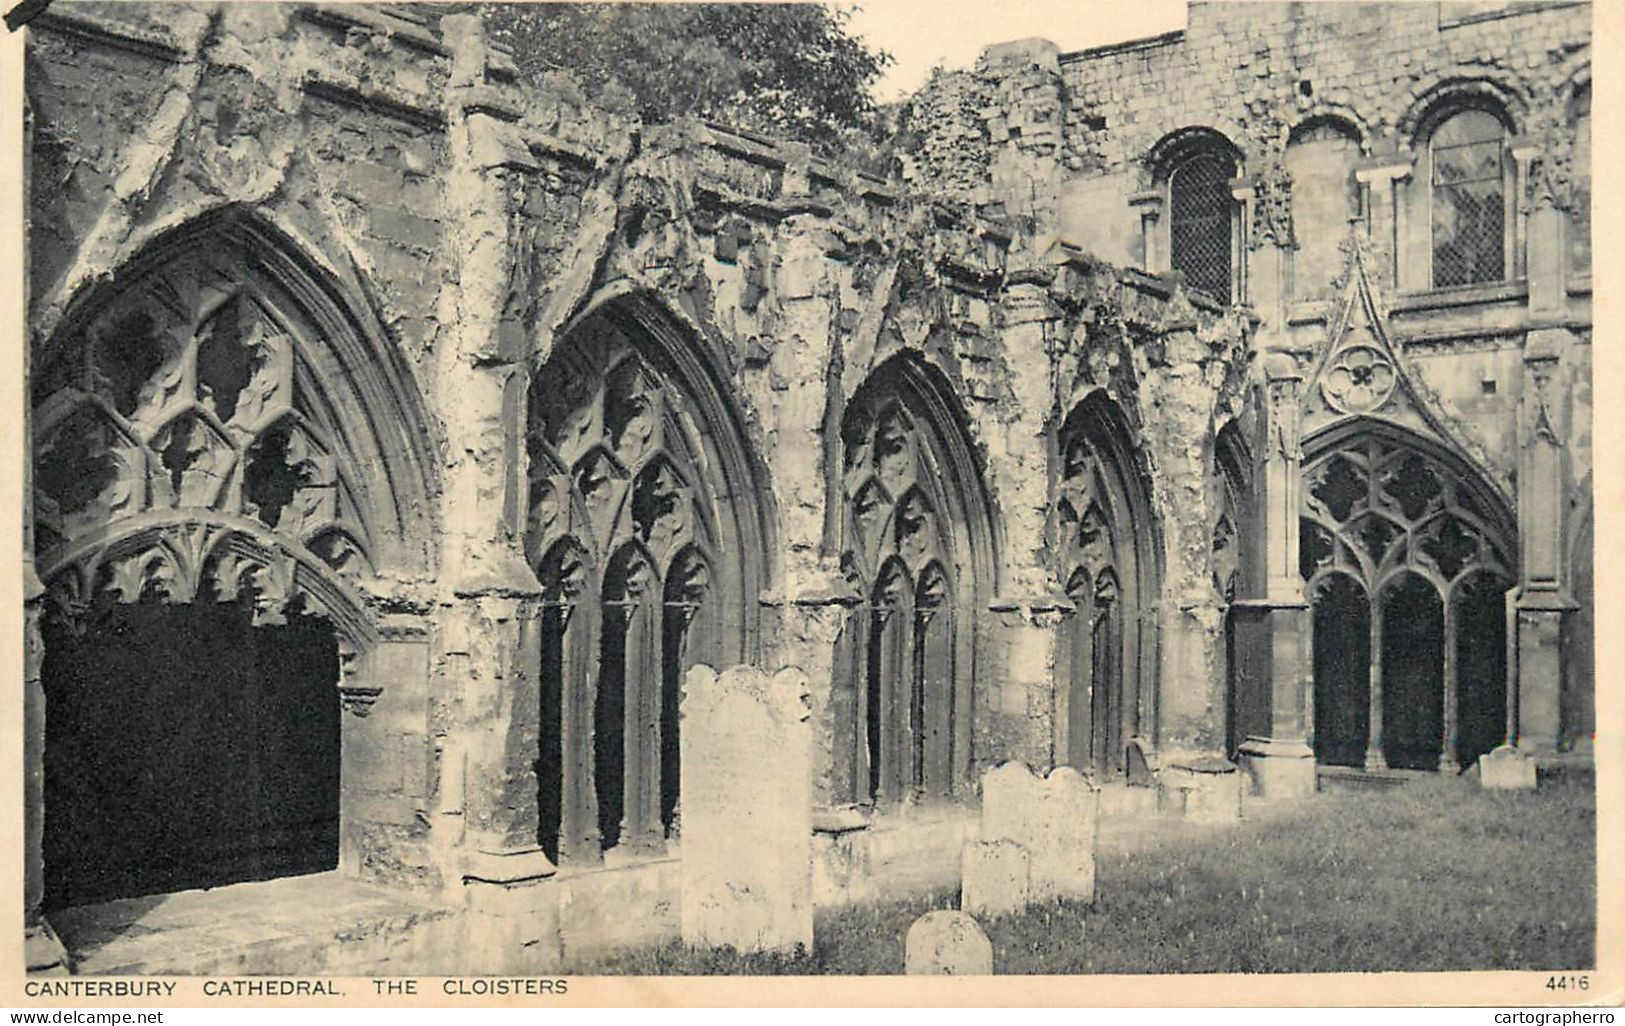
xmin=476 ymin=3 xmax=892 ymax=149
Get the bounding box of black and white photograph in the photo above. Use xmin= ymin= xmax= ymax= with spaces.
xmin=3 ymin=0 xmax=1613 ymax=1006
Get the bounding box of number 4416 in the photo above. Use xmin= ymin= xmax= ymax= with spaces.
xmin=1546 ymin=975 xmax=1590 ymax=990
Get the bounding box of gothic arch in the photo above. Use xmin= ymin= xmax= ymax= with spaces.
xmin=832 ymin=352 xmax=997 ymax=805
xmin=1300 ymin=418 xmax=1516 ymax=772
xmin=29 ymin=207 xmax=440 ymax=911
xmin=1055 ymin=391 xmax=1163 ymax=778
xmin=525 ymin=290 xmax=775 ymax=862
xmin=35 ymin=205 xmax=439 ymax=579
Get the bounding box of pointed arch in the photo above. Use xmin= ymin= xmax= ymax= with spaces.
xmin=36 ymin=205 xmax=439 ymax=577
xmin=1056 ymin=391 xmax=1163 ymax=778
xmin=30 ymin=206 xmax=442 ymax=911
xmin=833 ymin=352 xmax=998 ymax=804
xmin=525 ymin=289 xmax=774 ymax=862
xmin=1301 ymin=419 xmax=1515 ymax=773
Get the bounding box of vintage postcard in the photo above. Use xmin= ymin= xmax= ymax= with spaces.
xmin=1 ymin=0 xmax=1617 ymax=1009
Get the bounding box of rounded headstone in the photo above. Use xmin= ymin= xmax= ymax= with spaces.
xmin=905 ymin=910 xmax=993 ymax=975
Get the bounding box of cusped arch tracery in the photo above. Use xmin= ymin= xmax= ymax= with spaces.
xmin=525 ymin=294 xmax=772 ymax=863
xmin=833 ymin=353 xmax=995 ymax=806
xmin=31 ymin=212 xmax=436 ymax=644
xmin=1300 ymin=428 xmax=1513 ymax=599
xmin=1054 ymin=392 xmax=1162 ymax=778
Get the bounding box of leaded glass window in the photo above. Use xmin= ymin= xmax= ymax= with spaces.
xmin=1429 ymin=109 xmax=1509 ymax=288
xmin=1169 ymin=150 xmax=1236 ymax=304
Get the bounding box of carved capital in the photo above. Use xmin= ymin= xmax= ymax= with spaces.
xmin=338 ymin=684 xmax=385 ymax=717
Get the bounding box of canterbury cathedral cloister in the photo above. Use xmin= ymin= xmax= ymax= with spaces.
xmin=21 ymin=0 xmax=1591 ymax=973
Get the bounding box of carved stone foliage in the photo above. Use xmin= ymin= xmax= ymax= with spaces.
xmin=33 ymin=249 xmax=376 ymax=633
xmin=1251 ymin=156 xmax=1294 ymax=248
xmin=1300 ymin=436 xmax=1511 ymax=597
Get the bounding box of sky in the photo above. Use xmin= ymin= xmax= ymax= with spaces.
xmin=843 ymin=0 xmax=1190 ymax=101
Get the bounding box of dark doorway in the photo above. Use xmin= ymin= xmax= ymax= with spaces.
xmin=42 ymin=600 xmax=340 ymax=911
xmin=1312 ymin=573 xmax=1370 ymax=767
xmin=1381 ymin=574 xmax=1445 ymax=770
xmin=1089 ymin=574 xmax=1123 ymax=778
xmin=1455 ymin=571 xmax=1509 ymax=767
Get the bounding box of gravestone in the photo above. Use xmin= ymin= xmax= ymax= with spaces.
xmin=980 ymin=760 xmax=1038 ymax=845
xmin=1162 ymin=758 xmax=1243 ymax=825
xmin=904 ymin=910 xmax=993 ymax=975
xmin=961 ymin=839 xmax=1030 ymax=917
xmin=975 ymin=762 xmax=1099 ymax=904
xmin=1478 ymin=745 xmax=1537 ymax=791
xmin=1028 ymin=766 xmax=1099 ymax=901
xmin=679 ymin=664 xmax=813 ymax=953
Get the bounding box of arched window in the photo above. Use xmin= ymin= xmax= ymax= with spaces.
xmin=1300 ymin=430 xmax=1514 ymax=771
xmin=526 ymin=301 xmax=767 ymax=864
xmin=1425 ymin=107 xmax=1513 ymax=288
xmin=832 ymin=356 xmax=993 ymax=807
xmin=1168 ymin=147 xmax=1239 ymax=304
xmin=1055 ymin=395 xmax=1161 ymax=779
xmin=1286 ymin=120 xmax=1362 ymax=298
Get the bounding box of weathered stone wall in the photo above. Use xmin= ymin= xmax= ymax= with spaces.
xmin=25 ymin=4 xmax=1259 ymax=922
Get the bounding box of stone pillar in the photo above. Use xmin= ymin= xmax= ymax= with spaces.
xmin=21 ymin=88 xmax=68 ymax=972
xmin=1130 ymin=192 xmax=1165 ymax=273
xmin=434 ymin=15 xmax=554 ymax=894
xmin=1233 ymin=353 xmax=1316 ymax=799
xmin=992 ymin=280 xmax=1068 ymax=770
xmin=765 ymin=214 xmax=849 ymax=806
xmin=1140 ymin=326 xmax=1232 ymax=762
xmin=1354 ymin=158 xmax=1413 ymax=288
xmin=1513 ymin=334 xmax=1576 ymax=754
xmin=1510 ymin=158 xmax=1577 ymax=756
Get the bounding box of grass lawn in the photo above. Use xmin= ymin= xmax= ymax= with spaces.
xmin=575 ymin=765 xmax=1595 ymax=974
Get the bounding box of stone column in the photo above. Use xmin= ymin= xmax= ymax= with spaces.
xmin=1130 ymin=192 xmax=1165 ymax=273
xmin=760 ymin=212 xmax=840 ymax=802
xmin=1512 ymin=173 xmax=1577 ymax=754
xmin=20 ymin=88 xmax=69 ymax=973
xmin=1141 ymin=327 xmax=1230 ymax=762
xmin=1354 ymin=158 xmax=1413 ymax=288
xmin=1233 ymin=353 xmax=1316 ymax=799
xmin=434 ymin=15 xmax=553 ymax=894
xmin=992 ymin=280 xmax=1069 ymax=771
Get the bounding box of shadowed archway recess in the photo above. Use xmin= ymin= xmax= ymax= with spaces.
xmin=1055 ymin=392 xmax=1164 ymax=779
xmin=1299 ymin=420 xmax=1515 ymax=772
xmin=830 ymin=352 xmax=998 ymax=807
xmin=524 ymin=293 xmax=775 ymax=864
xmin=29 ymin=208 xmax=441 ymax=911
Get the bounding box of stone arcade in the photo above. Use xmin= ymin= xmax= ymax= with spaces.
xmin=21 ymin=0 xmax=1591 ymax=973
